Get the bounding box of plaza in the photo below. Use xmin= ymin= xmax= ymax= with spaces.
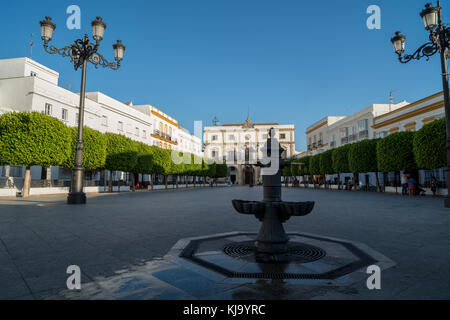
xmin=0 ymin=186 xmax=449 ymax=300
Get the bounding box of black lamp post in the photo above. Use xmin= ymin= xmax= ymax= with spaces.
xmin=40 ymin=16 xmax=125 ymax=205
xmin=391 ymin=1 xmax=450 ymax=207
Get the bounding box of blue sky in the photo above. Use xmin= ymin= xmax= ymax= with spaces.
xmin=0 ymin=0 xmax=448 ymax=151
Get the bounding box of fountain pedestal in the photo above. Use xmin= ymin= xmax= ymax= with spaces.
xmin=232 ymin=128 xmax=315 ymax=258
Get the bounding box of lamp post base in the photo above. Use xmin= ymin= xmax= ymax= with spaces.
xmin=444 ymin=196 xmax=450 ymax=208
xmin=67 ymin=192 xmax=87 ymax=205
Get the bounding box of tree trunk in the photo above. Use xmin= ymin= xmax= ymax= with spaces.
xmin=176 ymin=176 xmax=179 ymax=189
xmin=22 ymin=166 xmax=31 ymax=198
xmin=131 ymin=173 xmax=136 ymax=192
xmin=185 ymin=176 xmax=188 ymax=188
xmin=164 ymin=175 xmax=168 ymax=190
xmin=337 ymin=173 xmax=341 ymax=190
xmin=109 ymin=170 xmax=113 ymax=193
xmin=376 ymin=171 xmax=381 ymax=193
xmin=150 ymin=174 xmax=154 ymax=191
xmin=193 ymin=176 xmax=196 ymax=188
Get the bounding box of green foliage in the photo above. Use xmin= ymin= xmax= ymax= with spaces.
xmin=319 ymin=150 xmax=333 ymax=174
xmin=377 ymin=131 xmax=416 ymax=172
xmin=297 ymin=156 xmax=311 ymax=175
xmin=151 ymin=146 xmax=173 ymax=176
xmin=65 ymin=126 xmax=107 ymax=169
xmin=332 ymin=144 xmax=351 ymax=174
xmin=207 ymin=162 xmax=217 ymax=178
xmin=104 ymin=133 xmax=138 ymax=172
xmin=133 ymin=142 xmax=154 ymax=175
xmin=0 ymin=112 xmax=71 ymax=167
xmin=290 ymin=159 xmax=300 ymax=176
xmin=282 ymin=163 xmax=292 ymax=177
xmin=348 ymin=139 xmax=378 ymax=173
xmin=309 ymin=155 xmax=321 ymax=175
xmin=413 ymin=118 xmax=446 ymax=169
xmin=214 ymin=163 xmax=228 ymax=178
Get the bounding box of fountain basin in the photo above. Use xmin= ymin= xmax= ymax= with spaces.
xmin=232 ymin=199 xmax=315 ymax=219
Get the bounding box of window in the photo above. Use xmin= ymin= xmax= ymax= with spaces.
xmin=340 ymin=127 xmax=348 ymax=137
xmin=30 ymin=72 xmax=37 ymax=77
xmin=101 ymin=116 xmax=108 ymax=127
xmin=44 ymin=103 xmax=52 ymax=116
xmin=280 ymin=134 xmax=286 ymax=140
xmin=212 ymin=135 xmax=218 ymax=141
xmin=229 ymin=135 xmax=235 ymax=141
xmin=75 ymin=113 xmax=79 ymax=125
xmin=159 ymin=122 xmax=163 ymax=134
xmin=376 ymin=131 xmax=388 ymax=139
xmin=358 ymin=119 xmax=369 ymax=131
xmin=118 ymin=121 xmax=124 ymax=131
xmin=143 ymin=130 xmax=147 ymax=139
xmin=9 ymin=166 xmax=23 ymax=178
xmin=263 ymin=134 xmax=268 ymax=140
xmin=61 ymin=108 xmax=68 ymax=121
xmin=212 ymin=151 xmax=217 ymax=158
xmin=135 ymin=127 xmax=140 ymax=136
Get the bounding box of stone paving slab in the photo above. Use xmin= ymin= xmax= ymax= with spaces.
xmin=0 ymin=187 xmax=449 ymax=299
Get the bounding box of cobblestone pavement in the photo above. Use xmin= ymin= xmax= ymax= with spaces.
xmin=0 ymin=187 xmax=448 ymax=299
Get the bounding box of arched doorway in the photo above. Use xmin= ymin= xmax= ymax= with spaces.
xmin=244 ymin=166 xmax=254 ymax=185
xmin=229 ymin=166 xmax=237 ymax=185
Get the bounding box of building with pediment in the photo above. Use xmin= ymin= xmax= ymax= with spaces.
xmin=203 ymin=117 xmax=295 ymax=185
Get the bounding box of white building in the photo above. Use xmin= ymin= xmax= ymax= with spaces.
xmin=203 ymin=117 xmax=295 ymax=185
xmin=306 ymin=102 xmax=409 ymax=156
xmin=0 ymin=57 xmax=203 ymax=191
xmin=303 ymin=92 xmax=447 ymax=191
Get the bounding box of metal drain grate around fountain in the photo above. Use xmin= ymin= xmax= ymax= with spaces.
xmin=223 ymin=241 xmax=326 ymax=263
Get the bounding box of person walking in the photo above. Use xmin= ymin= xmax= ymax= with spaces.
xmin=408 ymin=176 xmax=416 ymax=196
xmin=401 ymin=173 xmax=409 ymax=196
xmin=431 ymin=176 xmax=438 ymax=197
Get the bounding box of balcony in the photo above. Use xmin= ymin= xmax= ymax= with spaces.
xmin=318 ymin=140 xmax=323 ymax=147
xmin=348 ymin=134 xmax=357 ymax=142
xmin=359 ymin=130 xmax=369 ymax=139
xmin=152 ymin=130 xmax=178 ymax=144
xmin=312 ymin=143 xmax=317 ymax=149
xmin=341 ymin=137 xmax=348 ymax=145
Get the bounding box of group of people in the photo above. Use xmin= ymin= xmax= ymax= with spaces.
xmin=401 ymin=173 xmax=438 ymax=197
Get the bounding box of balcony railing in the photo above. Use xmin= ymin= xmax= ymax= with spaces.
xmin=318 ymin=140 xmax=323 ymax=147
xmin=348 ymin=134 xmax=357 ymax=142
xmin=153 ymin=130 xmax=177 ymax=143
xmin=359 ymin=130 xmax=369 ymax=139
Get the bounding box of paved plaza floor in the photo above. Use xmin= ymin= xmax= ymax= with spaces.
xmin=0 ymin=186 xmax=449 ymax=300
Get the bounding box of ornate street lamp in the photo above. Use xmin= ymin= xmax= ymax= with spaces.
xmin=391 ymin=1 xmax=450 ymax=208
xmin=40 ymin=16 xmax=125 ymax=205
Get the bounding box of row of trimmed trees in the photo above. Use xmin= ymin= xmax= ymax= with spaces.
xmin=283 ymin=118 xmax=446 ymax=190
xmin=0 ymin=112 xmax=227 ymax=197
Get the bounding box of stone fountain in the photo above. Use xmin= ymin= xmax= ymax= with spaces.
xmin=232 ymin=128 xmax=314 ymax=261
xmin=166 ymin=128 xmax=394 ymax=284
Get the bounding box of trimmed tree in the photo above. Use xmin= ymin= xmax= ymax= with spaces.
xmin=104 ymin=133 xmax=139 ymax=192
xmin=298 ymin=156 xmax=311 ymax=184
xmin=0 ymin=112 xmax=72 ymax=197
xmin=349 ymin=139 xmax=380 ymax=191
xmin=151 ymin=147 xmax=173 ymax=190
xmin=413 ymin=118 xmax=445 ymax=169
xmin=319 ymin=150 xmax=333 ymax=188
xmin=65 ymin=126 xmax=107 ymax=170
xmin=332 ymin=144 xmax=351 ymax=189
xmin=377 ymin=131 xmax=417 ymax=173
